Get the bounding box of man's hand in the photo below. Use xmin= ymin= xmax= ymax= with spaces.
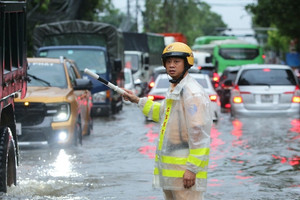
xmin=122 ymin=88 xmax=140 ymax=104
xmin=183 ymin=169 xmax=196 ymax=189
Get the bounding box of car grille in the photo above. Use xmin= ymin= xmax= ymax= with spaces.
xmin=15 ymin=102 xmax=46 ymax=126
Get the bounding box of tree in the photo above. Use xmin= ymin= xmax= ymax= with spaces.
xmin=246 ymin=0 xmax=300 ymax=52
xmin=142 ymin=0 xmax=227 ymax=45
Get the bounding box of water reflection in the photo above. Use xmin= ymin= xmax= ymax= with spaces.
xmin=49 ymin=149 xmax=79 ymax=177
xmin=138 ymin=123 xmax=158 ymax=159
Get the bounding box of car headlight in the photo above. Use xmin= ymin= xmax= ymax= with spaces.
xmin=92 ymin=91 xmax=109 ymax=103
xmin=47 ymin=103 xmax=71 ymax=122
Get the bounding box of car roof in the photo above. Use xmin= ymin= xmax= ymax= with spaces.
xmin=239 ymin=64 xmax=291 ymax=70
xmin=223 ymin=65 xmax=241 ymax=72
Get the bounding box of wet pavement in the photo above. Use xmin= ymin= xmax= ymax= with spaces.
xmin=1 ymin=103 xmax=300 ymax=200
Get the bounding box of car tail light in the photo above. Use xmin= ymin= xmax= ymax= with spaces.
xmin=147 ymin=95 xmax=165 ymax=101
xmin=232 ymin=85 xmax=251 ymax=104
xmin=285 ymin=85 xmax=300 ymax=103
xmin=212 ymin=72 xmax=220 ymax=82
xmin=148 ymin=81 xmax=155 ymax=88
xmin=225 ymin=103 xmax=231 ymax=108
xmin=233 ymin=96 xmax=243 ymax=103
xmin=209 ymin=94 xmax=218 ymax=102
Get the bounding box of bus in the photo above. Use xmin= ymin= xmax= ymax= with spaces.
xmin=193 ymin=39 xmax=264 ymax=73
xmin=192 ymin=35 xmax=237 ymax=50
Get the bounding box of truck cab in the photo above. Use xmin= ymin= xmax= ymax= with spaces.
xmin=33 ymin=20 xmax=125 ymax=116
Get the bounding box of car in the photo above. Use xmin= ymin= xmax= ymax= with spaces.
xmin=230 ymin=64 xmax=300 ymax=118
xmin=147 ymin=73 xmax=221 ymax=122
xmin=195 ymin=64 xmax=220 ymax=88
xmin=123 ymin=68 xmax=141 ymax=104
xmin=146 ymin=66 xmax=199 ymax=95
xmin=215 ymin=66 xmax=240 ymax=110
xmin=14 ymin=57 xmax=93 ymax=147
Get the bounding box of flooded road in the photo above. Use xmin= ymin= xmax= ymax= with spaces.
xmin=1 ymin=104 xmax=300 ymax=200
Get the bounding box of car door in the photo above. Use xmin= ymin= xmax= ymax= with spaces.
xmin=67 ymin=62 xmax=91 ymax=135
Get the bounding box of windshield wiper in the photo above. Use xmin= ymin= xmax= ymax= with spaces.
xmin=27 ymin=74 xmax=51 ymax=86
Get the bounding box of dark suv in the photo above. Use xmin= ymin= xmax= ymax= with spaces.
xmin=216 ymin=66 xmax=240 ymax=109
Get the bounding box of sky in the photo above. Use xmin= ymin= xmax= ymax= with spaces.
xmin=111 ymin=0 xmax=257 ymax=42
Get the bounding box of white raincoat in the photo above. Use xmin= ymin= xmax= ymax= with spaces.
xmin=138 ymin=74 xmax=212 ymax=191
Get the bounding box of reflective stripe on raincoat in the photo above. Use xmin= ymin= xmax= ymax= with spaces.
xmin=138 ymin=74 xmax=212 ymax=191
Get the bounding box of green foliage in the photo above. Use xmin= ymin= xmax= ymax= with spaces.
xmin=267 ymin=29 xmax=290 ymax=53
xmin=142 ymin=0 xmax=227 ymax=45
xmin=246 ymin=0 xmax=300 ymax=52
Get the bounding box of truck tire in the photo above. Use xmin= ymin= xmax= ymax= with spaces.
xmin=0 ymin=127 xmax=17 ymax=193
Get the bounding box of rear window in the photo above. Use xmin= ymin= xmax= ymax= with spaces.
xmin=156 ymin=78 xmax=170 ymax=88
xmin=195 ymin=78 xmax=208 ymax=88
xmin=220 ymin=70 xmax=238 ymax=82
xmin=219 ymin=48 xmax=259 ymax=60
xmin=238 ymin=69 xmax=296 ymax=86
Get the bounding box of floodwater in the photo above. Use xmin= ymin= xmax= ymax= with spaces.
xmin=1 ymin=104 xmax=300 ymax=200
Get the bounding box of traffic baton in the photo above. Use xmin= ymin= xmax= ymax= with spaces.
xmin=84 ymin=68 xmax=126 ymax=95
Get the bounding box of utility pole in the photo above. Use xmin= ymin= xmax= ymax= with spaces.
xmin=136 ymin=0 xmax=138 ymax=32
xmin=127 ymin=0 xmax=130 ymax=17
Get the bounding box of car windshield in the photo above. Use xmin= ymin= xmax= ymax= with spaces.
xmin=219 ymin=48 xmax=259 ymax=60
xmin=238 ymin=68 xmax=296 ymax=86
xmin=125 ymin=54 xmax=139 ymax=73
xmin=124 ymin=71 xmax=132 ymax=84
xmin=39 ymin=49 xmax=107 ymax=74
xmin=28 ymin=62 xmax=67 ymax=88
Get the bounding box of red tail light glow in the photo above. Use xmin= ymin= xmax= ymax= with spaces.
xmin=284 ymin=85 xmax=300 ymax=103
xmin=209 ymin=94 xmax=218 ymax=102
xmin=149 ymin=81 xmax=155 ymax=88
xmin=263 ymin=68 xmax=270 ymax=72
xmin=233 ymin=96 xmax=243 ymax=103
xmin=225 ymin=103 xmax=231 ymax=108
xmin=212 ymin=73 xmax=220 ymax=82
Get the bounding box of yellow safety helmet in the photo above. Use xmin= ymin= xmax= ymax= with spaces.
xmin=161 ymin=42 xmax=194 ymax=67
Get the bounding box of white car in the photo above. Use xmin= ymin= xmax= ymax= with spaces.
xmin=124 ymin=68 xmax=140 ymax=104
xmin=147 ymin=73 xmax=221 ymax=122
xmin=230 ymin=64 xmax=300 ymax=118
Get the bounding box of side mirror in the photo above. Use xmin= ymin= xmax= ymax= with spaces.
xmin=74 ymin=79 xmax=93 ymax=90
xmin=144 ymin=57 xmax=149 ymax=65
xmin=205 ymin=55 xmax=212 ymax=63
xmin=114 ymin=59 xmax=122 ymax=72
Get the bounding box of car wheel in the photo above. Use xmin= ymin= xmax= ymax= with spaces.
xmin=213 ymin=112 xmax=219 ymax=122
xmin=73 ymin=119 xmax=82 ymax=146
xmin=0 ymin=127 xmax=17 ymax=193
xmin=87 ymin=117 xmax=93 ymax=135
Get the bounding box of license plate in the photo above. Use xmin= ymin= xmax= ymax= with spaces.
xmin=16 ymin=123 xmax=22 ymax=136
xmin=261 ymin=94 xmax=273 ymax=103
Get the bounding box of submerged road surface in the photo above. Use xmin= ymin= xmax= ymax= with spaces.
xmin=2 ymin=103 xmax=300 ymax=200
